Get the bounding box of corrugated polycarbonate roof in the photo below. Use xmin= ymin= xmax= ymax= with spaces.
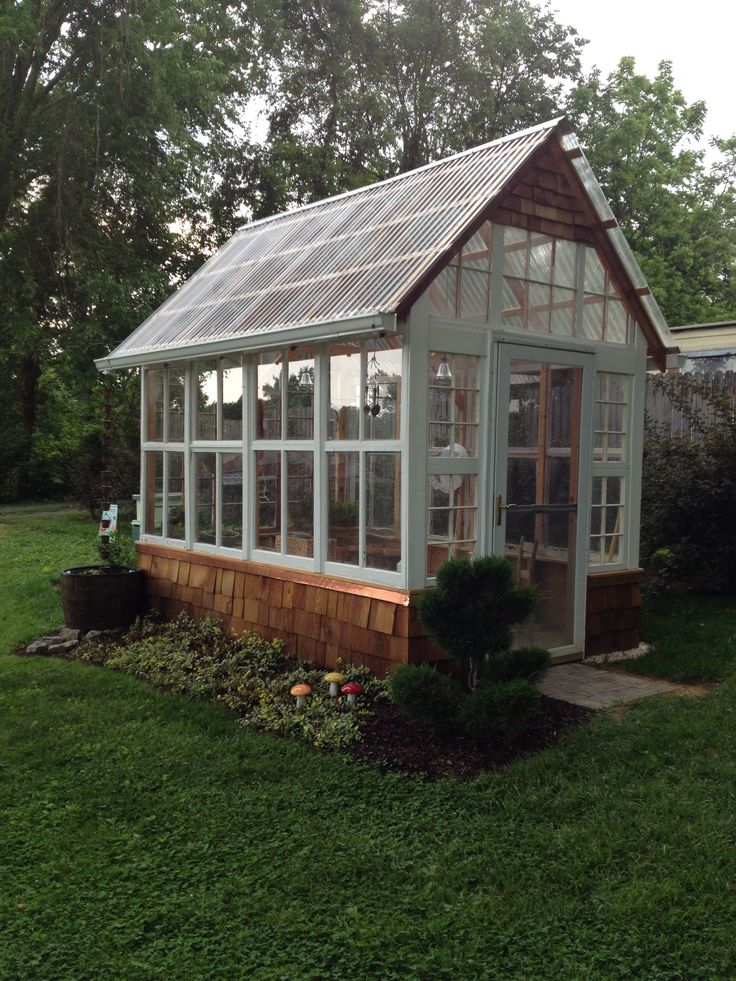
xmin=101 ymin=119 xmax=563 ymax=366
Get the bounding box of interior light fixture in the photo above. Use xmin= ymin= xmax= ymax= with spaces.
xmin=436 ymin=356 xmax=452 ymax=381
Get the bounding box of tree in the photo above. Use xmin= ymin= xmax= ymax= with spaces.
xmin=258 ymin=0 xmax=584 ymax=202
xmin=0 ymin=0 xmax=265 ymax=499
xmin=568 ymin=58 xmax=736 ymax=326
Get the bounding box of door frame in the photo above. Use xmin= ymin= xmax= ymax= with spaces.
xmin=490 ymin=342 xmax=594 ymax=656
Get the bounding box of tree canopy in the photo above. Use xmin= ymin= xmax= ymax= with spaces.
xmin=568 ymin=58 xmax=736 ymax=326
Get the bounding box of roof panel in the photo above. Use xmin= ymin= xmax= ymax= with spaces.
xmin=103 ymin=120 xmax=561 ymax=364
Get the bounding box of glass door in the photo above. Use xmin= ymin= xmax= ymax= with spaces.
xmin=493 ymin=344 xmax=592 ymax=653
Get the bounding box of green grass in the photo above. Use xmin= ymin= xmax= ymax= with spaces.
xmin=3 ymin=512 xmax=736 ymax=979
xmin=0 ymin=503 xmax=98 ymax=649
xmin=625 ymin=592 xmax=736 ymax=683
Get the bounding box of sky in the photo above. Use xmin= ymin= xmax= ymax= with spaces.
xmin=551 ymin=0 xmax=735 ymax=146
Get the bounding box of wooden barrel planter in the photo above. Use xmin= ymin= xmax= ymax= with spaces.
xmin=60 ymin=566 xmax=143 ymax=631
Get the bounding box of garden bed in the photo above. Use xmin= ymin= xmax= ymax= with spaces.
xmin=353 ymin=697 xmax=591 ymax=780
xmin=22 ymin=613 xmax=592 ymax=780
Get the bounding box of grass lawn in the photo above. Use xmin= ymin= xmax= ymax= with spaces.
xmin=3 ymin=511 xmax=736 ymax=979
xmin=629 ymin=592 xmax=736 ymax=683
xmin=0 ymin=503 xmax=98 ymax=650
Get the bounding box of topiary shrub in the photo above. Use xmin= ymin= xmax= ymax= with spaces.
xmin=387 ymin=663 xmax=460 ymax=733
xmin=482 ymin=646 xmax=550 ymax=684
xmin=418 ymin=555 xmax=537 ymax=688
xmin=459 ymin=680 xmax=540 ymax=743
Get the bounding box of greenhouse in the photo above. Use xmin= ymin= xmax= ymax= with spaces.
xmin=96 ymin=117 xmax=678 ymax=675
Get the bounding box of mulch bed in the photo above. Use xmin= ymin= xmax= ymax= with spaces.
xmin=352 ymin=697 xmax=592 ymax=781
xmin=21 ymin=628 xmax=592 ymax=782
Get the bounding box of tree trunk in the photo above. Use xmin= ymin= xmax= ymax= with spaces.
xmin=17 ymin=355 xmax=41 ymax=498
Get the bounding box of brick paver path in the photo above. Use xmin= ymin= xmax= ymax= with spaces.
xmin=539 ymin=663 xmax=681 ymax=709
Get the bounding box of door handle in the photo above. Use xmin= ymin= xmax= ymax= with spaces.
xmin=495 ymin=494 xmax=516 ymax=525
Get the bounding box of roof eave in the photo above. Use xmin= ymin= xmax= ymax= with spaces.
xmin=95 ymin=312 xmax=398 ymax=372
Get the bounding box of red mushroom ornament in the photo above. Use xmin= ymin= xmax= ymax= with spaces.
xmin=340 ymin=681 xmax=363 ymax=706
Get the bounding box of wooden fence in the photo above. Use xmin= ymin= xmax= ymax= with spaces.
xmin=645 ymin=370 xmax=736 ymax=436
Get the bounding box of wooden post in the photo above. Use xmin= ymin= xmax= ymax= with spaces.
xmin=100 ymin=381 xmax=113 ymax=564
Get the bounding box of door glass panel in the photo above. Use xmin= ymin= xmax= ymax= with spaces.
xmin=503 ymin=359 xmax=582 ymax=649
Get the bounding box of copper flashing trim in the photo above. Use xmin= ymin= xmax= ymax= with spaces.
xmin=137 ymin=540 xmax=412 ymax=607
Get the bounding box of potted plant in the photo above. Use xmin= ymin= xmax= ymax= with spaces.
xmin=60 ymin=526 xmax=143 ymax=631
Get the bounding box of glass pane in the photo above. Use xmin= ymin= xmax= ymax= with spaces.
xmin=168 ymin=369 xmax=185 ymax=442
xmin=144 ymin=451 xmax=163 ymax=534
xmin=257 ymin=353 xmax=282 ymax=440
xmin=329 ymin=345 xmax=361 ymax=440
xmin=527 ymin=282 xmax=551 ymax=332
xmin=501 ymin=277 xmax=526 ymax=329
xmin=427 ymin=265 xmax=457 ymax=317
xmin=503 ymin=226 xmax=527 ymax=277
xmin=454 ymin=424 xmax=478 ymax=457
xmin=286 ymin=451 xmax=313 ymax=557
xmin=327 ymin=451 xmax=359 ymax=565
xmin=365 ymin=343 xmax=401 ymax=440
xmin=461 ymin=223 xmax=491 ymax=270
xmin=584 ymin=246 xmax=606 ymax=293
xmin=167 ymin=452 xmax=185 ymax=541
xmin=145 ymin=370 xmax=164 ymax=442
xmin=508 ymin=364 xmax=540 ymax=448
xmin=505 ymin=360 xmax=583 ymax=649
xmin=194 ymin=453 xmax=216 ymax=544
xmin=528 ymin=235 xmax=553 ymax=283
xmin=605 ymin=298 xmax=627 ymax=344
xmin=593 ymin=373 xmax=629 ymax=462
xmin=195 ymin=361 xmax=218 ymax=440
xmin=286 ymin=349 xmax=314 ymax=439
xmin=427 ymin=473 xmax=477 ymax=576
xmin=582 ymin=295 xmax=605 ymax=341
xmin=554 ymin=240 xmax=577 ymax=289
xmin=551 ymin=287 xmax=575 ymax=336
xmin=222 ymin=359 xmax=243 ymax=440
xmin=366 ymin=453 xmax=401 ymax=571
xmin=458 ymin=268 xmax=489 ymax=322
xmin=428 ymin=353 xmax=480 ymax=457
xmin=221 ymin=453 xmax=242 ymax=548
xmin=256 ymin=450 xmax=280 ymax=550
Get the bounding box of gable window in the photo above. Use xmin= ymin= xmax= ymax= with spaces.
xmin=428 ymin=222 xmax=638 ymax=346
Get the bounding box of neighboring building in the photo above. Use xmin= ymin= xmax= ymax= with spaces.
xmin=96 ymin=117 xmax=677 ymax=673
xmin=669 ymin=322 xmax=736 ymax=373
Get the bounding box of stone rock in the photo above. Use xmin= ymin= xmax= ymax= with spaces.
xmin=24 ymin=637 xmax=57 ymax=655
xmin=58 ymin=627 xmax=81 ymax=642
xmin=47 ymin=639 xmax=79 ymax=655
xmin=84 ymin=630 xmax=102 ymax=641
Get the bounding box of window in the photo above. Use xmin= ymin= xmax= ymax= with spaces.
xmin=427 ymin=222 xmax=634 ymax=348
xmin=426 ymin=352 xmax=480 ymax=577
xmin=590 ymin=372 xmax=630 ymax=567
xmin=143 ymin=368 xmax=186 ymax=539
xmin=140 ymin=340 xmax=405 ymax=583
xmin=427 ymin=474 xmax=477 ymax=575
xmin=254 ymin=347 xmax=316 ymax=562
xmin=326 ymin=338 xmax=403 ymax=575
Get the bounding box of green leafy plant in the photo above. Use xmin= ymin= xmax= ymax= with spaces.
xmin=77 ymin=613 xmax=384 ymax=751
xmin=458 ymin=680 xmax=541 ymax=743
xmin=98 ymin=530 xmax=138 ymax=568
xmin=387 ymin=663 xmax=460 ymax=733
xmin=642 ymin=374 xmax=736 ymax=593
xmin=482 ymin=646 xmax=551 ymax=685
xmin=418 ymin=556 xmax=538 ymax=689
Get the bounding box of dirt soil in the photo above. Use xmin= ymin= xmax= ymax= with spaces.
xmin=352 ymin=696 xmax=592 ymax=781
